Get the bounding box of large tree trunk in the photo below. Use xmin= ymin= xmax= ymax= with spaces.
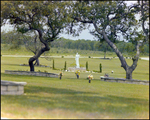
xmin=102 ymin=29 xmax=140 ymax=79
xmin=29 ymin=47 xmax=50 ymax=71
xmin=34 ymin=58 xmax=40 ymax=66
xmin=29 ymin=29 xmax=50 ymax=71
xmin=36 ymin=59 xmax=40 ymax=65
xmin=126 ymin=67 xmax=133 ymax=79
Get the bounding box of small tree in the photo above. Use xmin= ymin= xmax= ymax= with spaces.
xmin=52 ymin=59 xmax=55 ymax=70
xmin=100 ymin=63 xmax=102 ymax=73
xmin=86 ymin=61 xmax=89 ymax=71
xmin=64 ymin=61 xmax=67 ymax=70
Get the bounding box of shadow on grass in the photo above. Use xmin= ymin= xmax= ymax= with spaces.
xmin=1 ymin=85 xmax=149 ymax=118
xmin=25 ymin=85 xmax=97 ymax=95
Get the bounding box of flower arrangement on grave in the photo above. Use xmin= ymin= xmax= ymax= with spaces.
xmin=87 ymin=74 xmax=94 ymax=80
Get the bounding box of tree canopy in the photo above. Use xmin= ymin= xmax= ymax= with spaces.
xmin=69 ymin=1 xmax=149 ymax=79
xmin=1 ymin=1 xmax=149 ymax=79
xmin=1 ymin=1 xmax=72 ymax=71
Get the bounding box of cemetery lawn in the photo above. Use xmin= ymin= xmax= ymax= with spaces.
xmin=1 ymin=55 xmax=149 ymax=119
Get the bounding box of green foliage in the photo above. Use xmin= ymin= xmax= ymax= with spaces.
xmin=51 ymin=37 xmax=149 ymax=55
xmin=70 ymin=1 xmax=149 ymax=79
xmin=1 ymin=1 xmax=72 ymax=39
xmin=86 ymin=61 xmax=89 ymax=71
xmin=64 ymin=61 xmax=67 ymax=70
xmin=52 ymin=59 xmax=55 ymax=70
xmin=1 ymin=1 xmax=72 ymax=69
xmin=16 ymin=27 xmax=29 ymax=34
xmin=100 ymin=63 xmax=102 ymax=73
xmin=1 ymin=31 xmax=25 ymax=50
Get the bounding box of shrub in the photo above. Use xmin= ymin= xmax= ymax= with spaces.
xmin=86 ymin=61 xmax=89 ymax=71
xmin=52 ymin=59 xmax=55 ymax=70
xmin=64 ymin=61 xmax=67 ymax=70
xmin=100 ymin=63 xmax=102 ymax=73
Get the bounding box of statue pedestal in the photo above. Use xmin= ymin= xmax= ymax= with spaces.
xmin=68 ymin=67 xmax=86 ymax=72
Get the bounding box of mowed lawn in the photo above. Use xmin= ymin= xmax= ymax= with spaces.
xmin=1 ymin=55 xmax=149 ymax=119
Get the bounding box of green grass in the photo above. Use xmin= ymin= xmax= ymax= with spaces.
xmin=1 ymin=48 xmax=149 ymax=119
xmin=1 ymin=56 xmax=149 ymax=80
xmin=1 ymin=74 xmax=149 ymax=119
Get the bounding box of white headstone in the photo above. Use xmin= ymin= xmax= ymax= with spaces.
xmin=75 ymin=53 xmax=80 ymax=68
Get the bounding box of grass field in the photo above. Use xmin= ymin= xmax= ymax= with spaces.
xmin=1 ymin=48 xmax=149 ymax=119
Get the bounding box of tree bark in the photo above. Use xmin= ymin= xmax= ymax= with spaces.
xmin=34 ymin=58 xmax=40 ymax=66
xmin=126 ymin=67 xmax=133 ymax=79
xmin=29 ymin=29 xmax=50 ymax=71
xmin=29 ymin=46 xmax=50 ymax=71
xmin=36 ymin=59 xmax=40 ymax=66
xmin=102 ymin=29 xmax=140 ymax=79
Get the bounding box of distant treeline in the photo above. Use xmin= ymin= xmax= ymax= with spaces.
xmin=1 ymin=30 xmax=149 ymax=55
xmin=51 ymin=37 xmax=108 ymax=51
xmin=51 ymin=37 xmax=149 ymax=55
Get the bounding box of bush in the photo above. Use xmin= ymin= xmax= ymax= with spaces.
xmin=64 ymin=61 xmax=67 ymax=70
xmin=52 ymin=59 xmax=55 ymax=70
xmin=86 ymin=61 xmax=89 ymax=71
xmin=100 ymin=63 xmax=102 ymax=73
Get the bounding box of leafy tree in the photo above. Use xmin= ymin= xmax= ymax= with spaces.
xmin=96 ymin=41 xmax=112 ymax=58
xmin=1 ymin=30 xmax=24 ymax=49
xmin=23 ymin=31 xmax=43 ymax=66
xmin=70 ymin=1 xmax=149 ymax=79
xmin=1 ymin=1 xmax=71 ymax=71
xmin=1 ymin=30 xmax=42 ymax=65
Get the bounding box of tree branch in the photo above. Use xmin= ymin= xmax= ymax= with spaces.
xmin=73 ymin=17 xmax=93 ymax=23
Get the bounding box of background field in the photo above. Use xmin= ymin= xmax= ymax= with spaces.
xmin=1 ymin=48 xmax=149 ymax=119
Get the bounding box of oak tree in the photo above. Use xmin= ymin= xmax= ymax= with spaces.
xmin=70 ymin=1 xmax=149 ymax=79
xmin=1 ymin=1 xmax=71 ymax=71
